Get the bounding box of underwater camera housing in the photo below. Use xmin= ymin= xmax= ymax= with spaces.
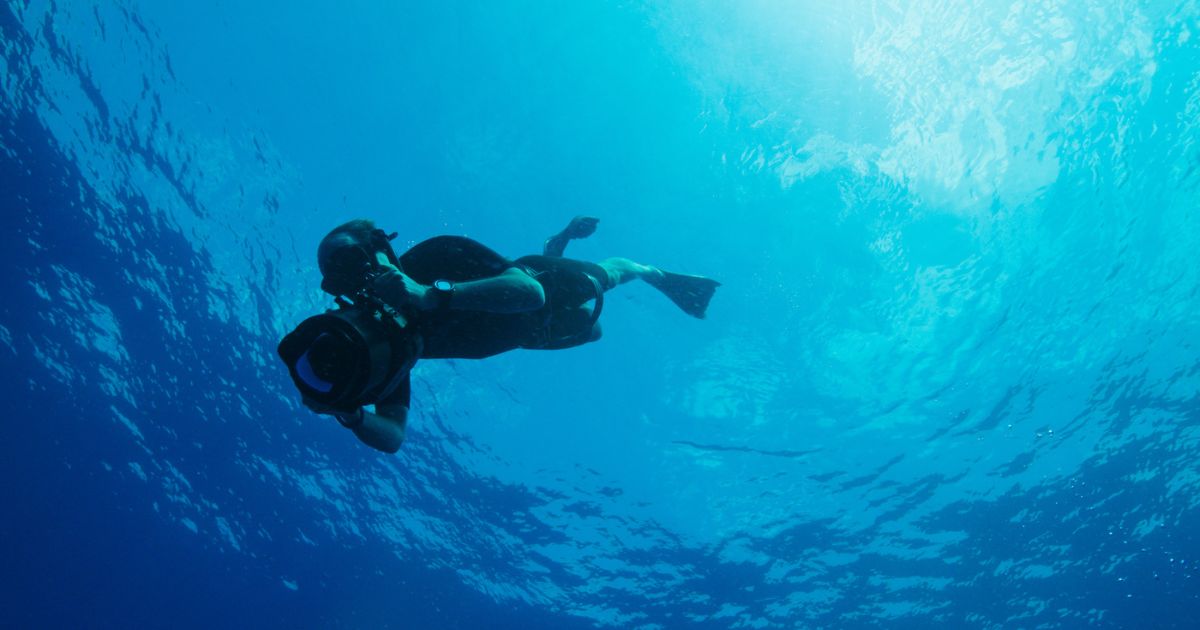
xmin=277 ymin=292 xmax=417 ymax=412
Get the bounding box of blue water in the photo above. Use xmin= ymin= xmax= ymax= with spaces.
xmin=3 ymin=1 xmax=1199 ymax=628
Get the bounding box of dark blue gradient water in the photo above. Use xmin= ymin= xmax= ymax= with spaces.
xmin=3 ymin=2 xmax=1199 ymax=628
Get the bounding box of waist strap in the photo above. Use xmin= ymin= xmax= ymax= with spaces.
xmin=519 ymin=268 xmax=605 ymax=349
xmin=584 ymin=273 xmax=605 ymax=327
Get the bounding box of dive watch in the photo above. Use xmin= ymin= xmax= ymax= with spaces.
xmin=429 ymin=279 xmax=455 ymax=310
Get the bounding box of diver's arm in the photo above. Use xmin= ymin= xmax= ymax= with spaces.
xmin=371 ymin=265 xmax=544 ymax=314
xmin=344 ymin=404 xmax=407 ymax=454
xmin=436 ymin=267 xmax=544 ymax=313
xmin=303 ymin=398 xmax=406 ymax=454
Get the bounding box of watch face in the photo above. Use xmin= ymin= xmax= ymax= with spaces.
xmin=433 ymin=279 xmax=453 ymax=291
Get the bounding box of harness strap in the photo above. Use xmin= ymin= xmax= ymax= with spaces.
xmin=584 ymin=273 xmax=605 ymax=327
xmin=520 ymin=267 xmax=605 ymax=349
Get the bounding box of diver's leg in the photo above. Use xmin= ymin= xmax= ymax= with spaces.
xmin=518 ymin=253 xmax=718 ymax=318
xmin=598 ymin=257 xmax=719 ymax=319
xmin=525 ymin=307 xmax=602 ymax=350
xmin=542 ymin=234 xmax=569 ymax=257
xmin=596 ymin=257 xmax=664 ymax=288
xmin=543 ymin=216 xmax=600 ymax=257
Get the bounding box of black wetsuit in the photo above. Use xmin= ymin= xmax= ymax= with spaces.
xmin=397 ymin=236 xmax=611 ymax=359
xmin=370 ymin=236 xmax=609 ymax=412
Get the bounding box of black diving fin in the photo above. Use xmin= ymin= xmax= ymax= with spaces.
xmin=646 ymin=271 xmax=720 ymax=319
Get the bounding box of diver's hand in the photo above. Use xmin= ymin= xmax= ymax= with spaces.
xmin=563 ymin=216 xmax=599 ymax=239
xmin=369 ymin=269 xmax=432 ymax=312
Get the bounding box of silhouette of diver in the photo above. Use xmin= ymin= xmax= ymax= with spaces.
xmin=278 ymin=216 xmax=719 ymax=452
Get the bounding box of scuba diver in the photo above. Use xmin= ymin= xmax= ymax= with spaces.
xmin=278 ymin=216 xmax=720 ymax=453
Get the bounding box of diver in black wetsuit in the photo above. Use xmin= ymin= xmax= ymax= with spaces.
xmin=278 ymin=216 xmax=719 ymax=453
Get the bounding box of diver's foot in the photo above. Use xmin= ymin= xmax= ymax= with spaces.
xmin=638 ymin=265 xmax=665 ymax=282
xmin=544 ymin=216 xmax=600 ymax=256
xmin=562 ymin=216 xmax=599 ymax=239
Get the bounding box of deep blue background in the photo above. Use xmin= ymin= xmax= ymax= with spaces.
xmin=3 ymin=1 xmax=1200 ymax=628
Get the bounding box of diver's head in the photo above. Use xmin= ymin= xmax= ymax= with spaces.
xmin=278 ymin=302 xmax=420 ymax=411
xmin=318 ymin=219 xmax=401 ymax=295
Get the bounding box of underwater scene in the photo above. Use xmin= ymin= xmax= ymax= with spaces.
xmin=3 ymin=1 xmax=1199 ymax=628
